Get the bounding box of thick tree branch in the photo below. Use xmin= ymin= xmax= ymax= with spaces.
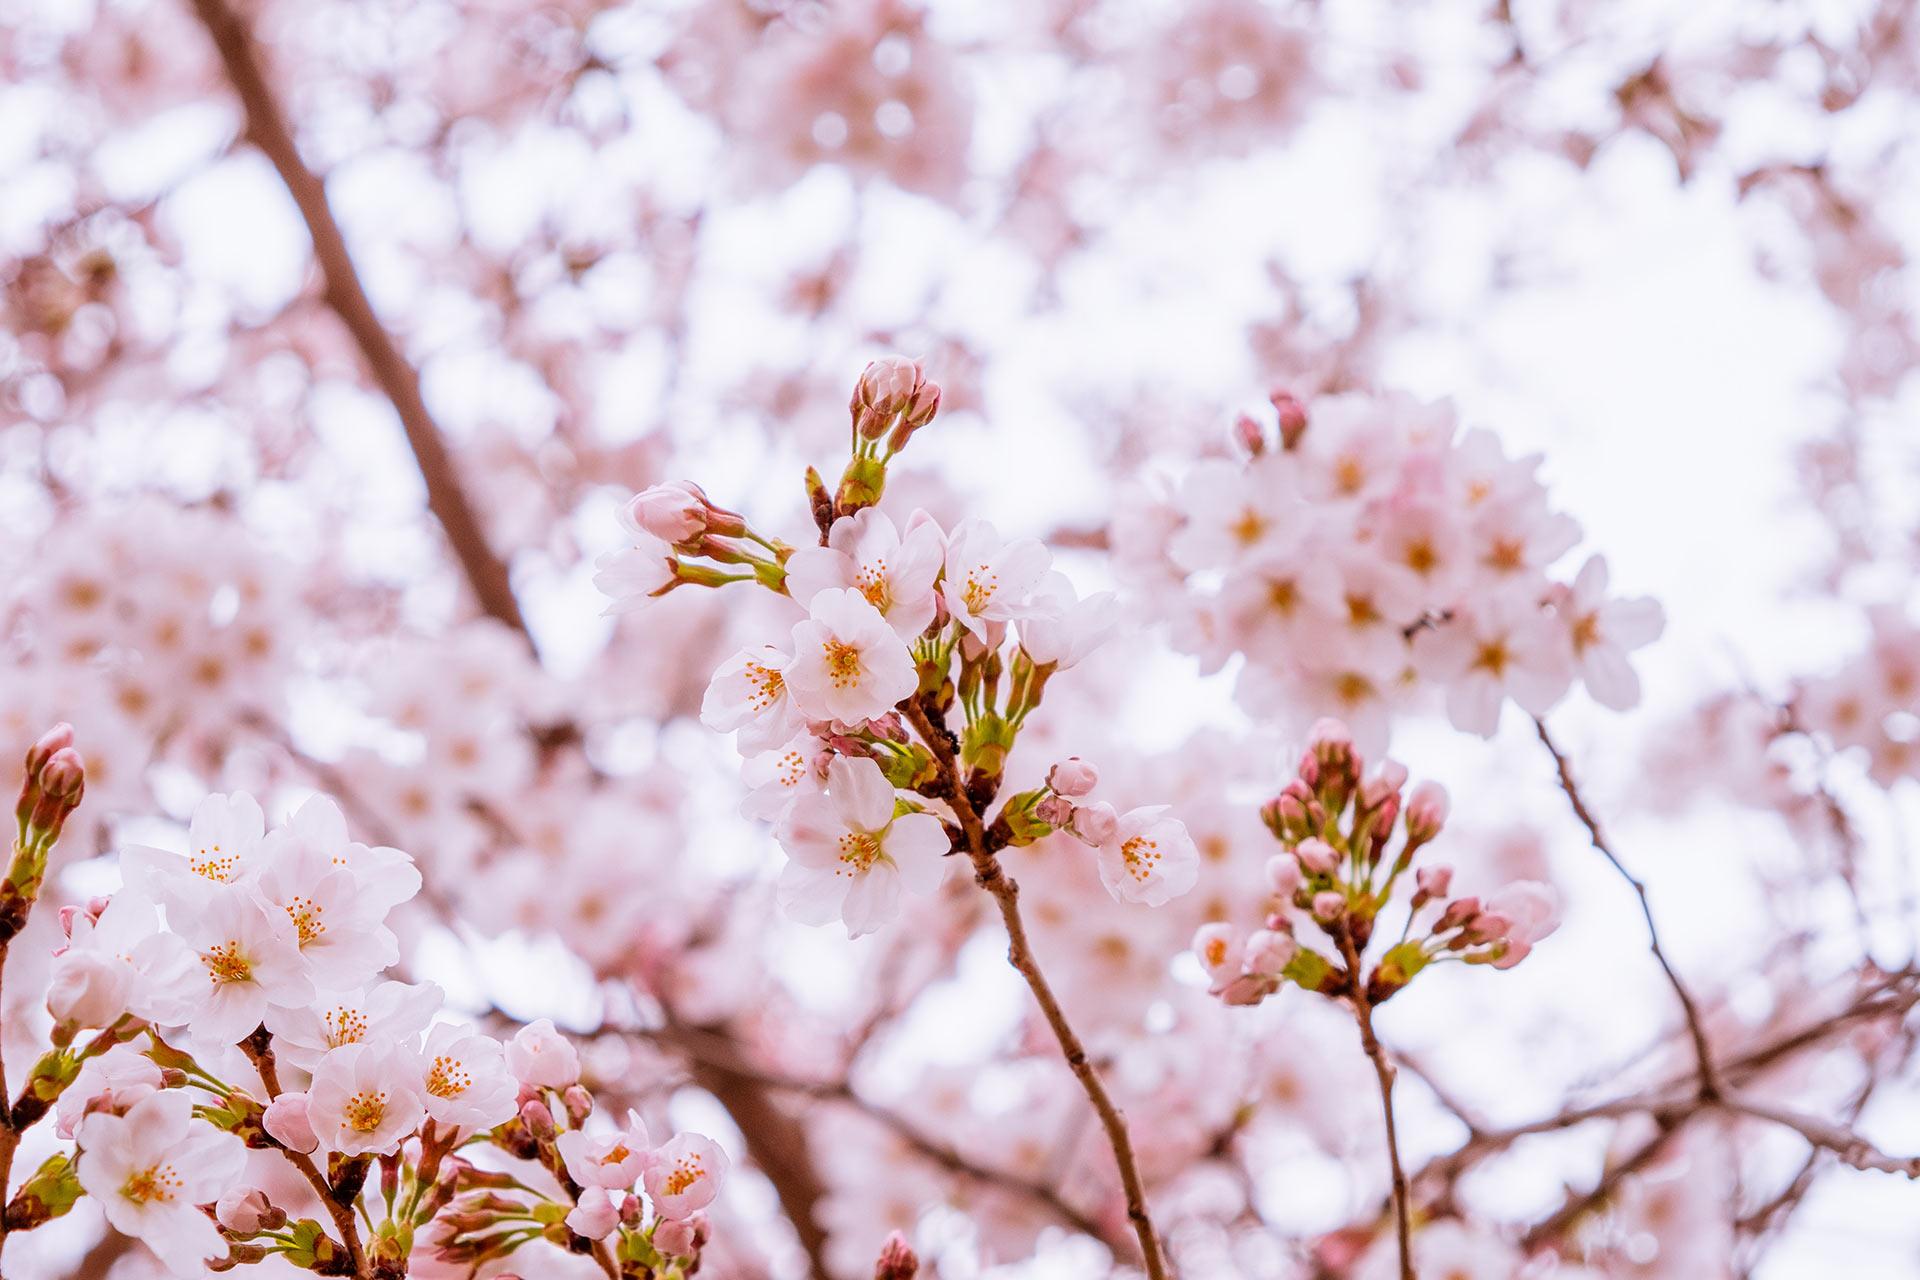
xmin=187 ymin=0 xmax=526 ymax=636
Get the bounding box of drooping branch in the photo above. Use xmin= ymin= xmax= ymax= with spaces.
xmin=902 ymin=698 xmax=1170 ymax=1280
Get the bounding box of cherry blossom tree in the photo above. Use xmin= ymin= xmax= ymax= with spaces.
xmin=3 ymin=1 xmax=1920 ymax=1278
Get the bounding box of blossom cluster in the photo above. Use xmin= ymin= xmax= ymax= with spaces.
xmin=1794 ymin=603 xmax=1920 ymax=788
xmin=605 ymin=357 xmax=1201 ymax=939
xmin=3 ymin=729 xmax=726 ymax=1278
xmin=1118 ymin=392 xmax=1665 ymax=751
xmin=1193 ymin=718 xmax=1561 ymax=1009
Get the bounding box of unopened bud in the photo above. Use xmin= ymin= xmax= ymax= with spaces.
xmin=1295 ymin=838 xmax=1339 ymax=876
xmin=562 ymin=1084 xmax=593 ymax=1127
xmin=519 ymin=1098 xmax=556 ymax=1142
xmin=1046 ymin=757 xmax=1098 ymax=797
xmin=1266 ymin=853 xmax=1303 ymax=899
xmin=1232 ymin=412 xmax=1266 ymax=458
xmin=1271 ymin=390 xmax=1309 ymax=449
xmin=874 ymin=1231 xmax=920 ymax=1280
xmin=851 ymin=356 xmax=940 ymax=444
xmin=1404 ymin=781 xmax=1449 ymax=846
xmin=1243 ymin=929 xmax=1297 ymax=975
xmin=1311 ymin=891 xmax=1346 ymax=923
xmin=1068 ymin=801 xmax=1119 ymax=847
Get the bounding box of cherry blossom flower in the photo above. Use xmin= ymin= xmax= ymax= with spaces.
xmin=1019 ymin=577 xmax=1122 ymax=669
xmin=417 ymin=1023 xmax=519 ymax=1132
xmin=786 ymin=509 xmax=945 ymax=640
xmin=594 ymin=530 xmax=679 ymax=614
xmin=557 ymin=1108 xmax=651 ymax=1189
xmin=264 ymin=796 xmax=422 ymax=918
xmin=775 ymin=756 xmax=949 ymax=937
xmin=262 ymin=1091 xmax=320 ymax=1154
xmin=739 ymin=733 xmax=829 ymax=821
xmin=941 ymin=519 xmax=1052 ymax=640
xmin=644 ymin=1131 xmax=729 ymax=1220
xmin=784 ymin=588 xmax=919 ymax=723
xmin=75 ymin=1089 xmax=245 ymax=1275
xmin=307 ymin=1041 xmax=427 ymax=1156
xmin=1486 ymin=881 xmax=1561 ymax=969
xmin=172 ymin=885 xmax=315 ymax=1044
xmin=48 ymin=890 xmax=197 ymax=1029
xmin=702 ymin=644 xmax=806 ymax=751
xmin=1554 ymin=554 xmax=1666 ymax=710
xmin=505 ymin=1017 xmax=581 ymax=1088
xmin=1413 ymin=594 xmax=1573 ymax=736
xmin=264 ymin=979 xmax=443 ymax=1070
xmin=1095 ymin=807 xmax=1200 ymax=907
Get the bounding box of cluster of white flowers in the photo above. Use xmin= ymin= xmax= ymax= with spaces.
xmin=1119 ymin=392 xmax=1665 ymax=751
xmin=27 ymin=788 xmax=725 ymax=1276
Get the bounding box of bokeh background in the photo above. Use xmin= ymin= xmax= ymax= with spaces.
xmin=4 ymin=0 xmax=1920 ymax=1276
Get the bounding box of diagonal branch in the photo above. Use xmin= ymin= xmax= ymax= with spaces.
xmin=187 ymin=0 xmax=526 ymax=636
xmin=1535 ymin=716 xmax=1721 ymax=1097
xmin=188 ymin=7 xmax=835 ymax=1269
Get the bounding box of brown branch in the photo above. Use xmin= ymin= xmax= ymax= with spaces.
xmin=1535 ymin=717 xmax=1721 ymax=1097
xmin=240 ymin=1036 xmax=368 ymax=1277
xmin=1338 ymin=928 xmax=1412 ymax=1280
xmin=186 ymin=0 xmax=526 ymax=636
xmin=902 ymin=699 xmax=1169 ymax=1280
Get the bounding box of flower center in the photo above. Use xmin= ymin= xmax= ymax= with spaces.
xmin=324 ymin=1006 xmax=369 ymax=1046
xmin=837 ymin=831 xmax=884 ymax=873
xmin=122 ymin=1163 xmax=181 ymax=1205
xmin=1230 ymin=509 xmax=1266 ymax=546
xmin=344 ymin=1089 xmax=388 ymax=1133
xmin=854 ymin=561 xmax=893 ymax=613
xmin=661 ymin=1154 xmax=705 ymax=1197
xmin=286 ymin=894 xmax=325 ymax=945
xmin=1121 ymin=835 xmax=1161 ymax=881
xmin=1570 ymin=613 xmax=1600 ymax=651
xmin=190 ymin=842 xmax=238 ymax=882
xmin=1485 ymin=537 xmax=1525 ymax=572
xmin=822 ymin=640 xmax=864 ymax=688
xmin=425 ymin=1054 xmax=471 ymax=1099
xmin=745 ymin=661 xmax=784 ymax=710
xmin=203 ymin=940 xmax=252 ymax=985
xmin=1473 ymin=641 xmax=1511 ymax=676
xmin=962 ymin=565 xmax=997 ymax=615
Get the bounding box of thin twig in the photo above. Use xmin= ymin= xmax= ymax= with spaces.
xmin=902 ymin=698 xmax=1170 ymax=1280
xmin=1339 ymin=928 xmax=1413 ymax=1280
xmin=1535 ymin=717 xmax=1721 ymax=1097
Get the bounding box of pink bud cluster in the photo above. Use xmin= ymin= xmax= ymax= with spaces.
xmin=1193 ymin=718 xmax=1561 ymax=1009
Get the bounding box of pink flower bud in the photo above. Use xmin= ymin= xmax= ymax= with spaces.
xmin=506 ymin=1018 xmax=580 ymax=1088
xmin=654 ymin=1216 xmax=698 ymax=1258
xmin=1266 ymin=853 xmax=1303 ymax=899
xmin=1295 ymin=838 xmax=1339 ymax=876
xmin=1191 ymin=923 xmax=1241 ymax=982
xmin=1033 ymin=795 xmax=1074 ymax=826
xmin=1414 ymin=866 xmax=1453 ymax=899
xmin=874 ymin=1230 xmax=920 ymax=1279
xmin=625 ymin=482 xmax=707 ymax=544
xmin=1465 ymin=912 xmax=1512 ymax=944
xmin=1271 ymin=389 xmax=1309 ymax=449
xmin=1404 ymin=780 xmax=1449 ymax=844
xmin=562 ymin=1084 xmax=593 ymax=1127
xmin=1218 ymin=972 xmax=1279 ymax=1006
xmin=1232 ymin=412 xmax=1267 ymax=458
xmin=216 ymin=1187 xmax=275 ymax=1234
xmin=264 ymin=1092 xmax=319 ymax=1154
xmin=1243 ymin=929 xmax=1297 ymax=975
xmin=1435 ymin=897 xmax=1480 ymax=931
xmin=1046 ymin=757 xmax=1098 ymax=797
xmin=1069 ymin=801 xmax=1119 ymax=847
xmin=519 ymin=1098 xmax=556 ymax=1141
xmin=564 ymin=1187 xmax=618 ymax=1240
xmin=1311 ymin=891 xmax=1346 ymax=923
xmin=851 ymin=356 xmax=940 ymax=441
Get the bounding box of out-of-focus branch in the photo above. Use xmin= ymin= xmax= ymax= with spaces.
xmin=1535 ymin=717 xmax=1721 ymax=1096
xmin=186 ymin=0 xmax=526 ymax=637
xmin=1339 ymin=928 xmax=1412 ymax=1280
